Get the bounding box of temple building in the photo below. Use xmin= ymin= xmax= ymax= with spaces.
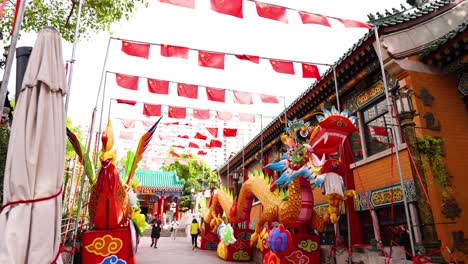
xmin=134 ymin=170 xmax=185 ymax=221
xmin=218 ymin=0 xmax=467 ymax=262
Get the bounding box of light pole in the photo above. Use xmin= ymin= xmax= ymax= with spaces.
xmin=391 ymin=85 xmax=442 ymax=262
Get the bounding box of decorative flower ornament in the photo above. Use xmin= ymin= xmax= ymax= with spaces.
xmin=266 ymin=224 xmax=292 ymax=257
xmin=218 ymin=223 xmax=236 ymax=245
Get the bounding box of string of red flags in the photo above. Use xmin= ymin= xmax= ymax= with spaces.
xmin=119 ymin=39 xmax=322 ymax=80
xmin=113 ymin=72 xmax=283 ymax=105
xmin=157 ymin=0 xmax=371 ymax=29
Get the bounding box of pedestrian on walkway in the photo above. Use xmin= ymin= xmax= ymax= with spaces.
xmin=190 ymin=218 xmax=200 ymax=250
xmin=150 ymin=213 xmax=162 ymax=248
xmin=170 ymin=219 xmax=179 ymax=240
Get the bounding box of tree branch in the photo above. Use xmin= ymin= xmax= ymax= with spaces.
xmin=65 ymin=3 xmax=76 ymax=28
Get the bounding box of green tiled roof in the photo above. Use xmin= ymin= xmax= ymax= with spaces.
xmin=367 ymin=0 xmax=451 ymax=27
xmin=418 ymin=21 xmax=468 ymax=61
xmin=135 ymin=170 xmax=184 ymax=190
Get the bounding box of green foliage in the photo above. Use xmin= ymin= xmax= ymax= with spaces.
xmin=66 ymin=117 xmax=83 ymax=158
xmin=1 ymin=0 xmax=149 ymax=43
xmin=416 ymin=136 xmax=448 ymax=187
xmin=0 ymin=127 xmax=9 ymax=205
xmin=160 ymin=150 xmax=220 ymax=212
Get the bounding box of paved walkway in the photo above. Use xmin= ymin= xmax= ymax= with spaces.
xmin=136 ymin=236 xmax=256 ymax=264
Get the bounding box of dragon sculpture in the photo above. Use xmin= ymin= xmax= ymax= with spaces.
xmin=201 ymin=107 xmax=357 ymax=245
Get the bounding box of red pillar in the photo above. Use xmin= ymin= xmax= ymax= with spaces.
xmin=175 ymin=203 xmax=179 ymax=221
xmin=158 ymin=194 xmax=165 ymax=219
xmin=152 ymin=202 xmax=158 ymax=215
xmin=343 ymin=142 xmax=363 ymax=245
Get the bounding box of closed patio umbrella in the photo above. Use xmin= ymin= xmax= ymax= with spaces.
xmin=0 ymin=27 xmax=67 ymax=263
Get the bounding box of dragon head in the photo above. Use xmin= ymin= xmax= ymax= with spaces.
xmin=305 ymin=106 xmax=357 ymax=157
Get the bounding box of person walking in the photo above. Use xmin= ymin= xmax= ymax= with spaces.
xmin=150 ymin=213 xmax=162 ymax=248
xmin=170 ymin=219 xmax=179 ymax=240
xmin=190 ymin=218 xmax=200 ymax=250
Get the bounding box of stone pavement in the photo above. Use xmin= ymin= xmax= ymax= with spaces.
xmin=136 ymin=236 xmax=256 ymax=264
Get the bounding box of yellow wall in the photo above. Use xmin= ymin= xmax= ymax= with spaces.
xmin=406 ymin=71 xmax=468 ymax=262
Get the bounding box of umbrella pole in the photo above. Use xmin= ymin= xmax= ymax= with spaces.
xmin=64 ymin=0 xmax=84 ymax=114
xmin=0 ymin=0 xmax=27 ymax=110
xmin=70 ymin=37 xmax=111 ymax=264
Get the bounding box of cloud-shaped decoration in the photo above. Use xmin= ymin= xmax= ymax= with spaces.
xmin=217 ymin=242 xmax=228 ymax=260
xmin=99 ymin=255 xmax=127 ymax=264
xmin=127 ymin=189 xmax=137 ymax=208
xmin=85 ymin=235 xmax=123 ymax=257
xmin=266 ymin=224 xmax=292 ymax=257
xmin=206 ymin=241 xmax=217 ymax=250
xmin=263 ymin=251 xmax=280 ymax=264
xmin=256 ymin=227 xmax=269 ymax=253
xmin=218 ymin=223 xmax=236 ymax=245
xmin=233 ymin=250 xmax=250 ymax=261
xmin=298 ymin=239 xmax=319 ymax=253
xmin=285 ymin=250 xmax=310 ymax=264
xmin=238 ymin=231 xmax=251 ymax=241
xmin=232 ymin=241 xmax=245 ymax=250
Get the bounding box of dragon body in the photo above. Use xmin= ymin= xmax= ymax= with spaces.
xmin=202 ymin=107 xmax=357 ymax=246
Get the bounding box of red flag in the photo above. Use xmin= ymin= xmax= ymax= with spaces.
xmin=298 ymin=12 xmax=331 ymax=27
xmin=178 ymin=135 xmax=189 ymax=139
xmin=233 ymin=91 xmax=253 ymax=104
xmin=169 ymin=150 xmax=181 ymax=157
xmin=206 ymin=127 xmax=218 ymax=137
xmin=142 ymin=120 xmax=154 ymax=127
xmin=161 ymin=44 xmax=189 ymax=59
xmin=210 ymin=0 xmax=243 ymax=18
xmin=206 ymin=87 xmax=226 ymax=102
xmin=159 ymin=0 xmax=195 ymax=8
xmin=177 ymin=83 xmax=198 ymax=99
xmin=116 ymin=99 xmax=137 ymax=106
xmin=121 ymin=41 xmax=150 ymax=59
xmin=116 ymin=73 xmax=139 ymax=90
xmin=216 ymin=111 xmax=232 ymax=121
xmin=239 ymin=113 xmax=255 ymax=123
xmin=119 ymin=131 xmax=134 ymax=140
xmin=260 ymin=94 xmax=279 ymax=104
xmin=172 ymin=145 xmax=185 ymax=149
xmin=302 ymin=63 xmax=321 ymax=80
xmin=234 ymin=54 xmax=260 ymax=64
xmin=193 ymin=109 xmax=210 ymax=120
xmin=148 ymin=79 xmax=169 ymax=94
xmin=335 ymin=18 xmax=371 ymax=29
xmin=197 ymin=150 xmax=207 ymax=155
xmin=143 ymin=104 xmax=162 ymax=116
xmin=270 ymin=60 xmax=295 ymax=75
xmin=120 ymin=119 xmax=136 ymax=128
xmin=188 ymin=142 xmax=200 ymax=148
xmin=164 ymin=122 xmax=179 ymax=126
xmin=198 ymin=51 xmax=225 ymax=69
xmin=168 ymin=106 xmax=187 ymax=119
xmin=255 ymin=2 xmax=288 ymax=23
xmin=206 ymin=139 xmax=222 ymax=148
xmin=223 ymin=128 xmax=237 ymax=137
xmin=194 ymin=132 xmax=207 ymax=140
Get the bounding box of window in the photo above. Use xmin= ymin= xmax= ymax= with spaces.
xmin=375 ymin=205 xmax=407 ymax=246
xmin=362 ymin=98 xmax=394 ymax=157
xmin=344 ymin=94 xmax=403 ymax=162
xmin=359 ymin=211 xmax=375 ymax=244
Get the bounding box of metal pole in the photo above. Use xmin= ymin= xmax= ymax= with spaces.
xmin=282 ymin=96 xmax=287 ymax=129
xmin=65 ymin=0 xmax=84 ymax=114
xmin=260 ymin=114 xmax=263 ymax=165
xmin=332 ymin=65 xmax=341 ymax=112
xmin=70 ymin=37 xmax=111 ymax=264
xmin=0 ymin=0 xmax=27 ymax=110
xmin=95 ymin=71 xmax=109 ymax=165
xmin=374 ymin=26 xmax=415 ymax=256
xmin=107 ymin=98 xmax=113 ymax=121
